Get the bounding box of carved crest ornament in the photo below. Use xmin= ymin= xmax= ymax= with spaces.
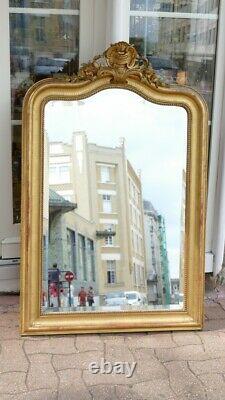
xmin=56 ymin=41 xmax=165 ymax=87
xmin=16 ymin=42 xmax=165 ymax=100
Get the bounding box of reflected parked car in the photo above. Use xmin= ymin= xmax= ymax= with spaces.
xmin=34 ymin=57 xmax=69 ymax=76
xmin=125 ymin=291 xmax=147 ymax=306
xmin=104 ymin=291 xmax=127 ymax=306
xmin=146 ymin=56 xmax=179 ymax=84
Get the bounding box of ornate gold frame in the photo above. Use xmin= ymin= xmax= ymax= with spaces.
xmin=20 ymin=42 xmax=208 ymax=335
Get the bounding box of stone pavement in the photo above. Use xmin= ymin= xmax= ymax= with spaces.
xmin=1 ymin=284 xmax=225 ymax=400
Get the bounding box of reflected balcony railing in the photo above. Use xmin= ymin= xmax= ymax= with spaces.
xmin=96 ymin=230 xmax=116 ymax=238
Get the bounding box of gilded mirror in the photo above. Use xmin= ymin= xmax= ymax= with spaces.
xmin=20 ymin=42 xmax=208 ymax=335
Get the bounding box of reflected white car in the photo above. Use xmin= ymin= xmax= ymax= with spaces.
xmin=125 ymin=291 xmax=146 ymax=306
xmin=104 ymin=291 xmax=127 ymax=306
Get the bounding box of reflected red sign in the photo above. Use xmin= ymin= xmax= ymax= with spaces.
xmin=65 ymin=271 xmax=75 ymax=282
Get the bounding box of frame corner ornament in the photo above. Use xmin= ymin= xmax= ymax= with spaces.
xmin=55 ymin=41 xmax=166 ymax=87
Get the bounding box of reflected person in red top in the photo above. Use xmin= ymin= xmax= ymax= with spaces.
xmin=78 ymin=286 xmax=87 ymax=307
xmin=49 ymin=282 xmax=58 ymax=307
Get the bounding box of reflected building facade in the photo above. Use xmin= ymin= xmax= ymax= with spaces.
xmin=47 ymin=131 xmax=147 ymax=303
xmin=143 ymin=200 xmax=171 ymax=305
xmin=43 ymin=138 xmax=97 ymax=301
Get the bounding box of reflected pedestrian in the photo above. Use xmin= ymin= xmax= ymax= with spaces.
xmin=87 ymin=286 xmax=95 ymax=307
xmin=78 ymin=286 xmax=87 ymax=307
xmin=49 ymin=282 xmax=58 ymax=307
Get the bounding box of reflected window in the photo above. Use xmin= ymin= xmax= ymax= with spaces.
xmin=78 ymin=234 xmax=87 ymax=281
xmin=101 ymin=166 xmax=110 ymax=183
xmin=107 ymin=260 xmax=116 ymax=284
xmin=104 ymin=224 xmax=114 ymax=246
xmin=102 ymin=194 xmax=112 ymax=213
xmin=87 ymin=239 xmax=95 ymax=282
xmin=133 ymin=262 xmax=138 ymax=285
xmin=67 ymin=228 xmax=76 ymax=273
xmin=129 ymin=0 xmax=219 ymax=115
xmin=49 ymin=164 xmax=70 ymax=184
xmin=105 ymin=235 xmax=113 ymax=246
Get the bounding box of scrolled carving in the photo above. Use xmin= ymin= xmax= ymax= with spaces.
xmin=105 ymin=41 xmax=137 ymax=69
xmin=55 ymin=41 xmax=166 ymax=87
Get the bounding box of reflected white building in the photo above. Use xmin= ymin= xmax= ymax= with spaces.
xmin=48 ymin=131 xmax=147 ymax=302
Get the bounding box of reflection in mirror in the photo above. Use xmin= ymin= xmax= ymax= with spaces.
xmin=42 ymin=89 xmax=187 ymax=314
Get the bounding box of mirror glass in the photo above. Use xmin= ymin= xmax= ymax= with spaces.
xmin=42 ymin=89 xmax=187 ymax=313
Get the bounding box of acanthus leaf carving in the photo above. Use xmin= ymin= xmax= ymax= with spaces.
xmin=54 ymin=41 xmax=166 ymax=88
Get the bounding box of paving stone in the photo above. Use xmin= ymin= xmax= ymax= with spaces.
xmin=52 ymin=350 xmax=103 ymax=371
xmin=0 ymin=305 xmax=19 ymax=314
xmin=0 ymin=296 xmax=19 ymax=306
xmin=28 ymin=354 xmax=53 ymax=363
xmin=26 ymin=360 xmax=58 ymax=390
xmin=204 ymin=302 xmax=225 ymax=320
xmin=126 ymin=333 xmax=176 ymax=349
xmin=172 ymin=332 xmax=202 ymax=346
xmin=165 ymin=361 xmax=206 ymax=399
xmin=155 ymin=345 xmax=207 ymax=362
xmin=189 ymin=358 xmax=225 ymax=375
xmin=198 ymin=373 xmax=225 ymax=400
xmin=0 ymin=325 xmax=21 ymax=340
xmin=90 ymin=385 xmax=118 ymax=400
xmin=0 ymin=313 xmax=19 ymax=329
xmin=132 ymin=379 xmax=176 ymax=400
xmin=0 ymin=372 xmax=27 ymax=395
xmin=196 ymin=331 xmax=225 ymax=357
xmin=102 ymin=335 xmax=125 ymax=346
xmin=218 ymin=299 xmax=225 ymax=311
xmin=83 ymin=367 xmax=138 ymax=386
xmin=105 ymin=344 xmax=135 ymax=364
xmin=116 ymin=385 xmax=145 ymax=400
xmin=9 ymin=389 xmax=58 ymax=400
xmin=132 ymin=347 xmax=156 ymax=361
xmin=58 ymin=369 xmax=92 ymax=400
xmin=0 ymin=340 xmax=28 ymax=373
xmin=204 ymin=319 xmax=225 ymax=331
xmin=135 ymin=358 xmax=168 ymax=381
xmin=24 ymin=337 xmax=76 ymax=355
xmin=0 ymin=395 xmax=14 ymax=400
xmin=76 ymin=335 xmax=103 ymax=352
